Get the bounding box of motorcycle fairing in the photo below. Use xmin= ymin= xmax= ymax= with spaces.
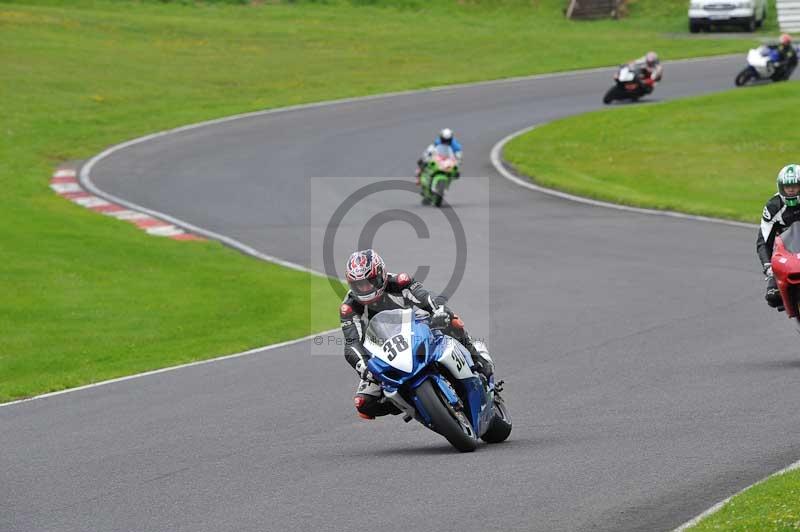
xmin=618 ymin=66 xmax=635 ymax=82
xmin=772 ymin=225 xmax=800 ymax=317
xmin=363 ymin=308 xmax=415 ymax=373
xmin=365 ymin=309 xmax=440 ymax=388
xmin=434 ymin=339 xmax=492 ymax=432
xmin=364 ymin=309 xmax=492 ymax=435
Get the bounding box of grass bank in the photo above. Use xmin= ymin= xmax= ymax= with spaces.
xmin=0 ymin=0 xmax=773 ymax=401
xmin=504 ymin=82 xmax=800 ymax=223
xmin=689 ymin=467 xmax=800 ymax=530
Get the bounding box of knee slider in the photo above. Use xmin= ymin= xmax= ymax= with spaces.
xmin=354 ymin=394 xmax=377 ymax=419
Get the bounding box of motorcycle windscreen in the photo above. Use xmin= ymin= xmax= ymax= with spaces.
xmin=433 ymin=144 xmax=457 ymax=173
xmin=781 ymin=224 xmax=800 ymax=253
xmin=618 ymin=66 xmax=636 ymax=82
xmin=434 ymin=144 xmax=455 ymax=159
xmin=363 ymin=309 xmax=415 ymax=373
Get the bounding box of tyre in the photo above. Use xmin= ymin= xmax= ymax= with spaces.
xmin=415 ymin=379 xmax=477 ymax=452
xmin=743 ymin=16 xmax=756 ymax=32
xmin=735 ymin=68 xmax=753 ymax=86
xmin=480 ymin=394 xmax=512 ymax=444
xmin=602 ymin=87 xmax=618 ymax=105
xmin=432 ymin=179 xmax=446 ymax=207
xmin=689 ymin=21 xmax=701 ymax=33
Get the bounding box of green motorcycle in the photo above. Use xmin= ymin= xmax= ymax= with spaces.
xmin=419 ymin=144 xmax=460 ymax=207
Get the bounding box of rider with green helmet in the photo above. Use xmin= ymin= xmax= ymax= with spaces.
xmin=757 ymin=164 xmax=800 ymax=307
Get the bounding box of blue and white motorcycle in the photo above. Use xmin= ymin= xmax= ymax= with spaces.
xmin=363 ymin=308 xmax=511 ymax=452
xmin=735 ymin=44 xmax=799 ymax=86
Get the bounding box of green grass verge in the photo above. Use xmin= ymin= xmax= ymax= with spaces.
xmin=689 ymin=467 xmax=800 ymax=530
xmin=504 ymin=82 xmax=800 ymax=223
xmin=0 ymin=0 xmax=776 ymax=401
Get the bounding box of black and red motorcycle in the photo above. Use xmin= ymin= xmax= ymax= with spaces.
xmin=602 ymin=64 xmax=655 ymax=105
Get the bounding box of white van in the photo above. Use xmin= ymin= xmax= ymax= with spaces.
xmin=689 ymin=0 xmax=768 ymax=32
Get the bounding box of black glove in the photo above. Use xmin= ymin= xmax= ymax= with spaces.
xmin=355 ymin=359 xmax=374 ymax=382
xmin=430 ymin=306 xmax=451 ymax=330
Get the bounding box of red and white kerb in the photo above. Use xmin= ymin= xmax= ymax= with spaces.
xmin=50 ymin=166 xmax=204 ymax=242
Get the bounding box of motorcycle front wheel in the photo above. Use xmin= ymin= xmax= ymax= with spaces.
xmin=602 ymin=86 xmax=619 ymax=105
xmin=415 ymin=379 xmax=477 ymax=452
xmin=432 ymin=177 xmax=447 ymax=207
xmin=735 ymin=68 xmax=754 ymax=87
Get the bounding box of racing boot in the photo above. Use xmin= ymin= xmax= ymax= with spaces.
xmin=465 ymin=338 xmax=494 ymax=381
xmin=447 ymin=316 xmax=494 ymax=380
xmin=766 ymin=275 xmax=783 ymax=309
xmin=353 ymin=380 xmax=401 ymax=419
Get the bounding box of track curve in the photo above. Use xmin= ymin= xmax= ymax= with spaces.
xmin=4 ymin=55 xmax=800 ymax=532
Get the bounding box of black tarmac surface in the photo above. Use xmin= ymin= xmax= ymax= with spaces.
xmin=5 ymin=55 xmax=800 ymax=532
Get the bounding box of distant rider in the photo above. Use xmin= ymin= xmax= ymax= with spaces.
xmin=774 ymin=34 xmax=798 ymax=80
xmin=340 ymin=249 xmax=494 ymax=419
xmin=416 ymin=128 xmax=463 ymax=180
xmin=434 ymin=128 xmax=463 ymax=161
xmin=757 ymin=164 xmax=800 ymax=308
xmin=631 ymin=51 xmax=663 ymax=93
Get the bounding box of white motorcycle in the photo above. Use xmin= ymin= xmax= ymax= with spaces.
xmin=735 ymin=45 xmax=798 ymax=86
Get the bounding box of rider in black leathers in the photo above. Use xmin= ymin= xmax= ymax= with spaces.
xmin=757 ymin=164 xmax=800 ymax=308
xmin=774 ymin=34 xmax=798 ymax=81
xmin=341 ymin=249 xmax=493 ymax=419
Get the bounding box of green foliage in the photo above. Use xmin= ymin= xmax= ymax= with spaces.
xmin=504 ymin=83 xmax=800 ymax=223
xmin=690 ymin=468 xmax=800 ymax=531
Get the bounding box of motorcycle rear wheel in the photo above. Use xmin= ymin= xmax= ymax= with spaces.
xmin=416 ymin=379 xmax=477 ymax=452
xmin=481 ymin=394 xmax=512 ymax=444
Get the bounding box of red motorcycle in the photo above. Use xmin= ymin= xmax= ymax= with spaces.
xmin=770 ymin=224 xmax=800 ymax=318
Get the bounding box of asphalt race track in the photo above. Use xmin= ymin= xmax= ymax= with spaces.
xmin=5 ymin=55 xmax=800 ymax=532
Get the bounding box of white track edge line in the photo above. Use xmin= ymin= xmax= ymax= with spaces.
xmin=80 ymin=53 xmax=744 ymax=275
xmin=11 ymin=54 xmax=741 ymax=409
xmin=53 ymin=51 xmax=790 ymax=523
xmin=490 ymin=124 xmax=757 ymax=229
xmin=488 ymin=119 xmax=794 ymax=532
xmin=0 ymin=328 xmax=339 ymax=409
xmin=673 ymin=459 xmax=800 ymax=531
xmin=80 ymin=152 xmax=329 ymax=278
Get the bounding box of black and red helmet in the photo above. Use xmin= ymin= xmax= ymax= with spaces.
xmin=345 ymin=249 xmax=387 ymax=304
